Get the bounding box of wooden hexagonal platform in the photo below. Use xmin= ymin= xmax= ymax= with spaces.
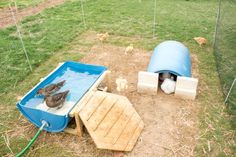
xmin=79 ymin=91 xmax=144 ymax=151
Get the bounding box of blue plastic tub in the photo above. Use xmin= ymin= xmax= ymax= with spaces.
xmin=147 ymin=41 xmax=191 ymax=77
xmin=17 ymin=61 xmax=107 ymax=132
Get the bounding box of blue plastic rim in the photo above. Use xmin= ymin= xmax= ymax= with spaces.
xmin=147 ymin=41 xmax=192 ymax=77
xmin=17 ymin=61 xmax=107 ymax=132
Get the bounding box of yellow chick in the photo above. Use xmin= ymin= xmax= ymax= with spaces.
xmin=125 ymin=44 xmax=134 ymax=55
xmin=16 ymin=95 xmax=23 ymax=101
xmin=194 ymin=37 xmax=207 ymax=46
xmin=97 ymin=32 xmax=109 ymax=42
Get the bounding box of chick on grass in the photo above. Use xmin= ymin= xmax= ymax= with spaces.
xmin=194 ymin=37 xmax=207 ymax=47
xmin=97 ymin=32 xmax=109 ymax=42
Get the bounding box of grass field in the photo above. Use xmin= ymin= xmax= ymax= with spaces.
xmin=0 ymin=0 xmax=44 ymax=9
xmin=0 ymin=0 xmax=235 ymax=156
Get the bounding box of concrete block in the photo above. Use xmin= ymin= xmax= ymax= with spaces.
xmin=175 ymin=88 xmax=196 ymax=100
xmin=138 ymin=71 xmax=159 ymax=85
xmin=137 ymin=71 xmax=159 ymax=95
xmin=137 ymin=83 xmax=157 ymax=95
xmin=175 ymin=76 xmax=198 ymax=100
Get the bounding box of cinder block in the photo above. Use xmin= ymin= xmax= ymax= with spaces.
xmin=138 ymin=71 xmax=159 ymax=85
xmin=175 ymin=88 xmax=196 ymax=100
xmin=137 ymin=71 xmax=159 ymax=95
xmin=175 ymin=76 xmax=198 ymax=100
xmin=137 ymin=83 xmax=157 ymax=95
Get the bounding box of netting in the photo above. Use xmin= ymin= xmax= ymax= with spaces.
xmin=213 ymin=0 xmax=236 ymax=127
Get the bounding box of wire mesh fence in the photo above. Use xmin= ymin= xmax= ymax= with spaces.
xmin=213 ymin=0 xmax=236 ymax=127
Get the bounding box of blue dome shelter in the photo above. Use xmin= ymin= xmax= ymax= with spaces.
xmin=147 ymin=41 xmax=192 ymax=77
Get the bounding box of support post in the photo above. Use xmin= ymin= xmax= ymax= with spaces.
xmin=106 ymin=70 xmax=112 ymax=92
xmin=74 ymin=112 xmax=83 ymax=137
xmin=64 ymin=112 xmax=83 ymax=137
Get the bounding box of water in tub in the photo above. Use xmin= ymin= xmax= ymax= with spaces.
xmin=25 ymin=67 xmax=99 ymax=115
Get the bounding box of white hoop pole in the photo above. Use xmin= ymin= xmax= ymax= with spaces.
xmin=80 ymin=0 xmax=86 ymax=28
xmin=153 ymin=0 xmax=157 ymax=38
xmin=213 ymin=0 xmax=221 ymax=49
xmin=10 ymin=3 xmax=32 ymax=71
xmin=224 ymin=78 xmax=236 ymax=104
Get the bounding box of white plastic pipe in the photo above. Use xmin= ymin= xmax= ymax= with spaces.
xmin=224 ymin=78 xmax=236 ymax=104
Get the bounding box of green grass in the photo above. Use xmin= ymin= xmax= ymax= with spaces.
xmin=0 ymin=47 xmax=83 ymax=156
xmin=214 ymin=0 xmax=236 ymax=129
xmin=0 ymin=1 xmax=86 ymax=94
xmin=0 ymin=0 xmax=44 ymax=9
xmin=0 ymin=0 xmax=235 ymax=156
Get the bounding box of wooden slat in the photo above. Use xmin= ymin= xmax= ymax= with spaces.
xmin=104 ymin=105 xmax=135 ymax=144
xmin=125 ymin=121 xmax=144 ymax=151
xmin=93 ymin=120 xmax=144 ymax=152
xmin=80 ymin=92 xmax=107 ymax=121
xmin=74 ymin=112 xmax=83 ymax=137
xmin=88 ymin=96 xmax=118 ymax=131
xmin=113 ymin=112 xmax=141 ymax=146
xmin=95 ymin=141 xmax=126 ymax=151
xmin=95 ymin=99 xmax=127 ymax=137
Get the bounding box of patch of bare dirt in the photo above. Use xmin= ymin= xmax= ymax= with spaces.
xmin=78 ymin=44 xmax=199 ymax=157
xmin=0 ymin=0 xmax=65 ymax=29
